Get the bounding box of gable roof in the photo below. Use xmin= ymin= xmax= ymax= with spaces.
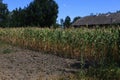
xmin=72 ymin=12 xmax=120 ymax=26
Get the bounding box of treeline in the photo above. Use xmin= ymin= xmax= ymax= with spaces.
xmin=0 ymin=0 xmax=58 ymax=27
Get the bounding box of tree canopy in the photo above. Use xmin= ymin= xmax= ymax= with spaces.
xmin=25 ymin=0 xmax=58 ymax=27
xmin=72 ymin=16 xmax=81 ymax=24
xmin=64 ymin=16 xmax=71 ymax=28
xmin=0 ymin=0 xmax=9 ymax=27
xmin=0 ymin=0 xmax=59 ymax=27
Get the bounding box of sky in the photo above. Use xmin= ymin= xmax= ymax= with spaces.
xmin=3 ymin=0 xmax=120 ymax=22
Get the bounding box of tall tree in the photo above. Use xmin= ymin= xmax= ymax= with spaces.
xmin=26 ymin=0 xmax=58 ymax=27
xmin=64 ymin=16 xmax=71 ymax=28
xmin=72 ymin=16 xmax=81 ymax=23
xmin=10 ymin=8 xmax=26 ymax=27
xmin=0 ymin=0 xmax=9 ymax=27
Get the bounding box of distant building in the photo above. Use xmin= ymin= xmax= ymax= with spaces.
xmin=72 ymin=12 xmax=120 ymax=27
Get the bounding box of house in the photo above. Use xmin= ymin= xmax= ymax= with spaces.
xmin=72 ymin=12 xmax=120 ymax=28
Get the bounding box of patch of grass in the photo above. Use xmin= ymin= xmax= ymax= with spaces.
xmin=0 ymin=41 xmax=15 ymax=54
xmin=0 ymin=41 xmax=7 ymax=47
xmin=2 ymin=48 xmax=12 ymax=54
xmin=77 ymin=66 xmax=120 ymax=80
xmin=59 ymin=67 xmax=120 ymax=80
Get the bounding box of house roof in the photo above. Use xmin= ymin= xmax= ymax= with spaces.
xmin=72 ymin=12 xmax=120 ymax=26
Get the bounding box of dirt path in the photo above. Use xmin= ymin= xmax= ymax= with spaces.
xmin=0 ymin=44 xmax=80 ymax=80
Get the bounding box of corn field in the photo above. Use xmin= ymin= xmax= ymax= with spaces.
xmin=0 ymin=27 xmax=120 ymax=59
xmin=0 ymin=27 xmax=120 ymax=79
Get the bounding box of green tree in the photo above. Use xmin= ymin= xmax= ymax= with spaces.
xmin=64 ymin=16 xmax=71 ymax=28
xmin=72 ymin=16 xmax=81 ymax=23
xmin=0 ymin=0 xmax=9 ymax=27
xmin=10 ymin=8 xmax=26 ymax=27
xmin=7 ymin=0 xmax=58 ymax=27
xmin=26 ymin=0 xmax=58 ymax=27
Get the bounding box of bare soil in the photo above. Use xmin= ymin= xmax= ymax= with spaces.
xmin=0 ymin=43 xmax=80 ymax=80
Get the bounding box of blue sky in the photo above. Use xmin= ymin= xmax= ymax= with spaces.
xmin=3 ymin=0 xmax=120 ymax=22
